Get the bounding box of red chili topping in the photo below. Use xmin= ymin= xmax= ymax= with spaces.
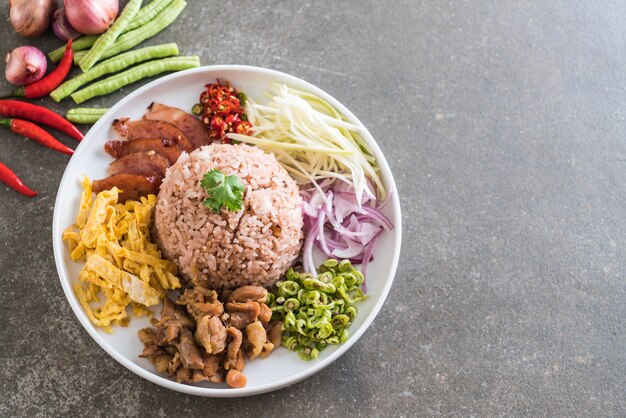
xmin=193 ymin=80 xmax=252 ymax=143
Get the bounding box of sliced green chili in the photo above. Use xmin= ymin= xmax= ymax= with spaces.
xmin=268 ymin=259 xmax=367 ymax=361
xmin=79 ymin=0 xmax=143 ymax=72
xmin=70 ymin=56 xmax=200 ymax=104
xmin=66 ymin=108 xmax=109 ymax=124
xmin=51 ymin=43 xmax=179 ymax=102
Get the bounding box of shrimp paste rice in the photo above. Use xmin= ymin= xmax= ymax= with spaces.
xmin=155 ymin=144 xmax=303 ymax=288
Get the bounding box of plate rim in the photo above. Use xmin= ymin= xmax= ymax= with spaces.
xmin=51 ymin=64 xmax=402 ymax=397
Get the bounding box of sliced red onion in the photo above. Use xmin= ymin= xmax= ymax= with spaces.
xmin=300 ymin=179 xmax=394 ymax=287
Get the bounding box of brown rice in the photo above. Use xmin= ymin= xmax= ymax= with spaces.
xmin=154 ymin=144 xmax=303 ymax=288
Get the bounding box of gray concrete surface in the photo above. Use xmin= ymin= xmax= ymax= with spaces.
xmin=1 ymin=1 xmax=625 ymax=416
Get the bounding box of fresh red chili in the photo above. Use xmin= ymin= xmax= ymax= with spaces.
xmin=194 ymin=80 xmax=251 ymax=143
xmin=14 ymin=40 xmax=74 ymax=100
xmin=0 ymin=118 xmax=74 ymax=156
xmin=0 ymin=100 xmax=83 ymax=141
xmin=0 ymin=161 xmax=37 ymax=197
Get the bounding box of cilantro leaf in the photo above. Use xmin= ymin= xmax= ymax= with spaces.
xmin=200 ymin=169 xmax=244 ymax=213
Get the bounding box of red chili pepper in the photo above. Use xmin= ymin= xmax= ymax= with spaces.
xmin=13 ymin=40 xmax=74 ymax=99
xmin=0 ymin=100 xmax=83 ymax=141
xmin=0 ymin=161 xmax=37 ymax=197
xmin=0 ymin=118 xmax=74 ymax=156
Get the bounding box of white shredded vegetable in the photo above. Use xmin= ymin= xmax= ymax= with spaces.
xmin=227 ymin=83 xmax=385 ymax=202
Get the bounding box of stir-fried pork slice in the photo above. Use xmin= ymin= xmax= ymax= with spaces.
xmin=245 ymin=321 xmax=267 ymax=360
xmin=176 ymin=328 xmax=204 ymax=369
xmin=107 ymin=151 xmax=170 ymax=178
xmin=92 ymin=173 xmax=161 ymax=203
xmin=112 ymin=118 xmax=195 ymax=152
xmin=227 ymin=286 xmax=267 ymax=303
xmin=144 ymin=102 xmax=210 ymax=148
xmin=224 ymin=327 xmax=243 ymax=371
xmin=226 ymin=301 xmax=260 ymax=330
xmin=195 ymin=315 xmax=227 ymax=354
xmin=105 ymin=138 xmax=182 ymax=164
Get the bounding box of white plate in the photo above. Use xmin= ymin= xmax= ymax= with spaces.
xmin=52 ymin=65 xmax=402 ymax=397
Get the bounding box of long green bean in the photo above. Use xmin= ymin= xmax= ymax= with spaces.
xmin=49 ymin=36 xmax=98 ymax=63
xmin=67 ymin=108 xmax=109 ymax=124
xmin=51 ymin=44 xmax=179 ymax=102
xmin=79 ymin=0 xmax=142 ymax=72
xmin=80 ymin=0 xmax=187 ymax=68
xmin=70 ymin=56 xmax=200 ymax=104
xmin=125 ymin=0 xmax=174 ymax=32
xmin=73 ymin=50 xmax=87 ymax=65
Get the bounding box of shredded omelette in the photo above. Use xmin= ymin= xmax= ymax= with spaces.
xmin=63 ymin=178 xmax=181 ymax=333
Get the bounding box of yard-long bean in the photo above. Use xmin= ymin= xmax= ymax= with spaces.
xmin=79 ymin=0 xmax=143 ymax=72
xmin=125 ymin=0 xmax=174 ymax=32
xmin=80 ymin=0 xmax=187 ymax=68
xmin=48 ymin=0 xmax=176 ymax=63
xmin=51 ymin=44 xmax=179 ymax=102
xmin=70 ymin=56 xmax=200 ymax=104
xmin=49 ymin=36 xmax=97 ymax=63
xmin=67 ymin=108 xmax=109 ymax=124
xmin=73 ymin=50 xmax=87 ymax=65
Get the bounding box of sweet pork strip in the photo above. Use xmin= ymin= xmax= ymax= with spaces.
xmin=104 ymin=138 xmax=183 ymax=165
xmin=92 ymin=173 xmax=161 ymax=203
xmin=144 ymin=102 xmax=211 ymax=148
xmin=112 ymin=118 xmax=195 ymax=152
xmin=107 ymin=151 xmax=170 ymax=178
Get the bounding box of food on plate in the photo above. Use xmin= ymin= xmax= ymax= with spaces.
xmin=0 ymin=118 xmax=74 ymax=155
xmin=0 ymin=99 xmax=83 ymax=141
xmin=51 ymin=43 xmax=179 ymax=102
xmin=268 ymin=259 xmax=366 ymax=360
xmin=62 ymin=178 xmax=180 ymax=332
xmin=10 ymin=40 xmax=73 ymax=99
xmin=0 ymin=161 xmax=37 ymax=197
xmin=107 ymin=151 xmax=170 ymax=178
xmin=78 ymin=0 xmax=142 ymax=72
xmin=66 ymin=107 xmax=109 ymax=124
xmin=104 ymin=137 xmax=181 ymax=164
xmin=192 ymin=80 xmax=252 ymax=142
xmin=71 ymin=55 xmax=200 ymax=104
xmin=92 ymin=172 xmax=161 ymax=203
xmin=112 ymin=117 xmax=194 ymax=151
xmin=4 ymin=45 xmax=47 ymax=85
xmin=154 ymin=144 xmax=304 ymax=289
xmin=61 ymin=77 xmax=393 ymax=389
xmin=144 ymin=102 xmax=210 ymax=148
xmin=138 ymin=284 xmax=281 ymax=387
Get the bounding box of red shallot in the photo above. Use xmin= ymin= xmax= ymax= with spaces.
xmin=52 ymin=8 xmax=81 ymax=41
xmin=4 ymin=46 xmax=47 ymax=86
xmin=64 ymin=0 xmax=119 ymax=35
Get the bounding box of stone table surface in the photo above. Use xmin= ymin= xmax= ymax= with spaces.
xmin=1 ymin=1 xmax=625 ymax=417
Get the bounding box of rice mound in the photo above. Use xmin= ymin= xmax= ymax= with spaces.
xmin=154 ymin=144 xmax=303 ymax=289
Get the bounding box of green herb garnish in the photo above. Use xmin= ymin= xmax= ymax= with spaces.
xmin=200 ymin=169 xmax=244 ymax=213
